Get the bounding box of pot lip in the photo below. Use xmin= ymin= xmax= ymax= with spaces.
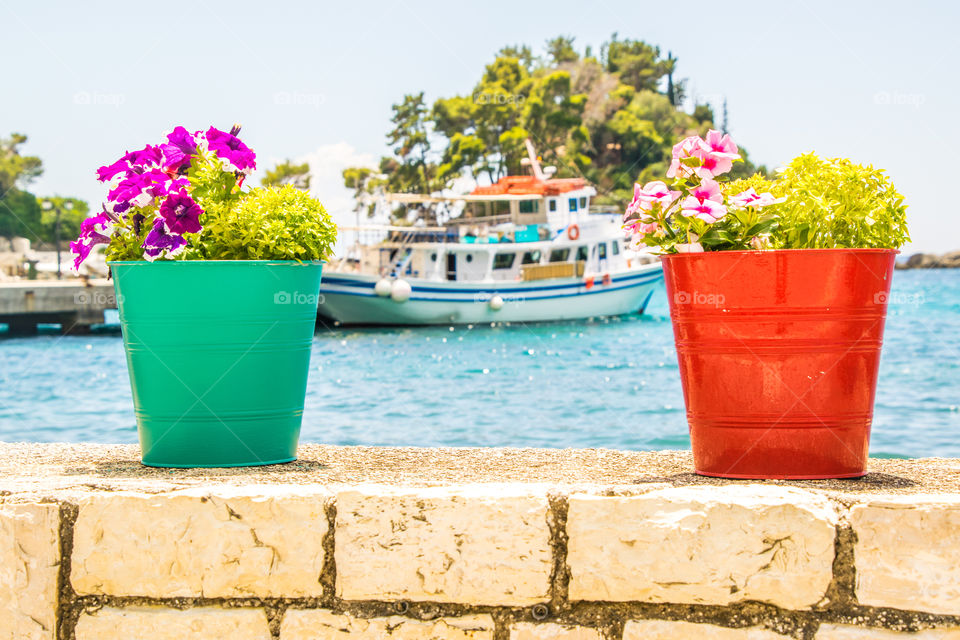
xmin=107 ymin=259 xmax=325 ymax=266
xmin=660 ymin=248 xmax=900 ymax=259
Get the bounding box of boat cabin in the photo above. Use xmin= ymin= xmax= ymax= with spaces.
xmin=463 ymin=175 xmax=596 ymax=231
xmin=335 ymin=161 xmax=654 ymax=284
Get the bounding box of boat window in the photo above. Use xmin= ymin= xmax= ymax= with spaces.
xmin=519 ymin=199 xmax=540 ymax=214
xmin=522 ymin=250 xmax=542 ymax=265
xmin=431 ymin=253 xmax=437 ymax=262
xmin=575 ymin=246 xmax=589 ymax=262
xmin=466 ymin=254 xmax=473 ymax=263
xmin=493 ymin=253 xmax=515 ymax=269
xmin=446 ymin=253 xmax=457 ymax=281
xmin=549 ymin=248 xmax=570 ymax=263
xmin=579 ymin=196 xmax=587 ymax=208
xmin=598 ymin=243 xmax=608 ymax=259
xmin=611 ymin=240 xmax=620 ymax=255
xmin=568 ymin=197 xmax=578 ymax=212
xmin=493 ymin=200 xmax=511 ymax=216
xmin=467 ymin=202 xmax=493 ymax=218
xmin=549 ymin=199 xmax=557 ymax=212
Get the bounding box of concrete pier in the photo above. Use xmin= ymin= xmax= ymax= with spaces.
xmin=0 ymin=279 xmax=116 ymax=335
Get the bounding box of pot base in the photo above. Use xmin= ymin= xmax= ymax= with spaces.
xmin=141 ymin=456 xmax=297 ymax=469
xmin=695 ymin=469 xmax=868 ymax=480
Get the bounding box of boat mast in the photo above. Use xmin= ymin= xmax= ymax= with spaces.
xmin=522 ymin=139 xmax=545 ymax=181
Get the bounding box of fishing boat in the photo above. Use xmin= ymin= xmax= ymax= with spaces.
xmin=318 ymin=143 xmax=663 ymax=326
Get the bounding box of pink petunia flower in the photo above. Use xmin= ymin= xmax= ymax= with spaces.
xmin=679 ymin=195 xmax=728 ymax=223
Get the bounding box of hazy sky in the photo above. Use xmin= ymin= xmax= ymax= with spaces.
xmin=2 ymin=0 xmax=956 ymax=252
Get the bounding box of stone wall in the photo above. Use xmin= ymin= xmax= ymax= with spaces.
xmin=2 ymin=444 xmax=960 ymax=639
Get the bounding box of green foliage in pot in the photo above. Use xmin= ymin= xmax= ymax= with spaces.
xmin=736 ymin=153 xmax=910 ymax=250
xmin=194 ymin=185 xmax=337 ymax=260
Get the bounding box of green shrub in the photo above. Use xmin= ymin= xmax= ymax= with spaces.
xmin=727 ymin=153 xmax=909 ymax=250
xmin=190 ymin=185 xmax=337 ymax=261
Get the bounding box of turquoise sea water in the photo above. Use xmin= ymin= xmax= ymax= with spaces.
xmin=0 ymin=269 xmax=957 ymax=457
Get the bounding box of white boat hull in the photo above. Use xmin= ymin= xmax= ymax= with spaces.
xmin=317 ymin=263 xmax=663 ymax=326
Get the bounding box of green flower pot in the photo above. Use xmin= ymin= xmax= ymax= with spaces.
xmin=110 ymin=260 xmax=323 ymax=468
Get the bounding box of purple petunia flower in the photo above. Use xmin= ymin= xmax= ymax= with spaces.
xmin=96 ymin=159 xmax=130 ymax=183
xmin=142 ymin=218 xmax=187 ymax=261
xmin=96 ymin=145 xmax=161 ymax=184
xmin=160 ymin=126 xmax=198 ymax=173
xmin=158 ymin=191 xmax=203 ymax=235
xmin=140 ymin=170 xmax=181 ymax=199
xmin=80 ymin=212 xmax=114 ymax=240
xmin=107 ymin=174 xmax=151 ymax=208
xmin=69 ymin=212 xmax=115 ymax=271
xmin=122 ymin=145 xmax=164 ymax=169
xmin=205 ymin=126 xmax=257 ymax=174
xmin=106 ymin=170 xmax=188 ymax=212
xmin=109 ymin=200 xmax=131 ymax=215
xmin=70 ymin=240 xmax=94 ymax=270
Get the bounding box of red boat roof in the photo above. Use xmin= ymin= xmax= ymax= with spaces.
xmin=470 ymin=175 xmax=587 ymax=197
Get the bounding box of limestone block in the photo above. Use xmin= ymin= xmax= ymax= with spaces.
xmin=851 ymin=496 xmax=960 ymax=615
xmin=335 ymin=485 xmax=552 ymax=605
xmin=510 ymin=622 xmax=603 ymax=639
xmin=75 ymin=606 xmax=271 ymax=639
xmin=567 ymin=485 xmax=837 ymax=609
xmin=280 ymin=610 xmax=495 ymax=639
xmin=71 ymin=486 xmax=329 ymax=598
xmin=624 ymin=620 xmax=793 ymax=639
xmin=0 ymin=503 xmax=60 ymax=640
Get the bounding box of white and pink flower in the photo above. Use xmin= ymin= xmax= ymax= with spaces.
xmin=622 ymin=130 xmax=785 ymax=254
xmin=666 ymin=135 xmax=701 ymax=179
xmin=688 ymin=178 xmax=723 ymax=205
xmin=679 ymin=196 xmax=728 ymax=224
xmin=675 ymin=242 xmax=704 ymax=253
xmin=730 ymin=187 xmax=784 ymax=209
xmin=692 ymin=130 xmax=740 ymax=179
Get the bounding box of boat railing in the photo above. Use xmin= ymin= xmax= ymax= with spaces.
xmin=383 ymin=228 xmax=423 ymax=276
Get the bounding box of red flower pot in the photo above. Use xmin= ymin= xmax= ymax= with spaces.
xmin=661 ymin=249 xmax=897 ymax=479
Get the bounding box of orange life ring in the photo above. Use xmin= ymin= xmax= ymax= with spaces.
xmin=567 ymin=224 xmax=580 ymax=241
xmin=602 ymin=273 xmax=612 ymax=286
xmin=584 ymin=276 xmax=594 ymax=290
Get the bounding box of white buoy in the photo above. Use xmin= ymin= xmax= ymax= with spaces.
xmin=489 ymin=295 xmax=504 ymax=311
xmin=375 ymin=278 xmax=392 ymax=297
xmin=390 ymin=279 xmax=412 ymax=303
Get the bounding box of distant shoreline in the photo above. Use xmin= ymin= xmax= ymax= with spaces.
xmin=896 ymin=251 xmax=960 ymax=269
